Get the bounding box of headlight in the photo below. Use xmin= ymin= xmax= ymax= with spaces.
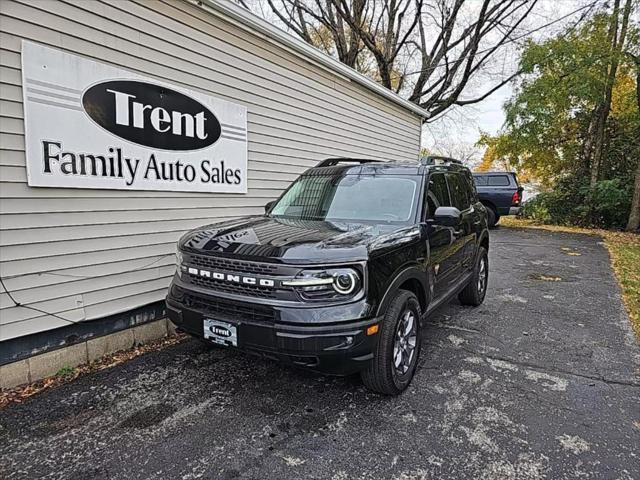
xmin=282 ymin=267 xmax=362 ymax=300
xmin=333 ymin=271 xmax=358 ymax=294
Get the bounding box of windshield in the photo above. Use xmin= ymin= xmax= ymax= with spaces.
xmin=270 ymin=174 xmax=419 ymax=223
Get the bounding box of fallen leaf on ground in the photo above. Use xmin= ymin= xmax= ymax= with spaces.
xmin=0 ymin=333 xmax=187 ymax=409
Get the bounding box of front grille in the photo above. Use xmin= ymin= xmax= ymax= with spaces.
xmin=188 ymin=274 xmax=278 ymax=299
xmin=184 ymin=253 xmax=301 ymax=300
xmin=183 ymin=292 xmax=276 ymax=324
xmin=189 ymin=254 xmax=278 ymax=275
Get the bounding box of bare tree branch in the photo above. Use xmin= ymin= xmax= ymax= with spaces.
xmin=238 ymin=0 xmax=594 ymax=120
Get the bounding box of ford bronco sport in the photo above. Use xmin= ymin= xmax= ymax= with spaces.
xmin=166 ymin=156 xmax=489 ymax=394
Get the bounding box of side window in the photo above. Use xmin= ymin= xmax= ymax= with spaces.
xmin=487 ymin=175 xmax=510 ymax=186
xmin=425 ymin=173 xmax=451 ymax=219
xmin=463 ymin=172 xmax=478 ymax=204
xmin=473 ymin=175 xmax=487 ymax=186
xmin=446 ymin=173 xmax=471 ymax=211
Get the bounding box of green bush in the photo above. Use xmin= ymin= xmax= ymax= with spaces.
xmin=579 ymin=179 xmax=632 ymax=229
xmin=521 ymin=194 xmax=552 ymax=223
xmin=522 ymin=176 xmax=632 ymax=229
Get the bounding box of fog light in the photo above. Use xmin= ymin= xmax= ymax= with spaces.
xmin=325 ymin=335 xmax=356 ymax=351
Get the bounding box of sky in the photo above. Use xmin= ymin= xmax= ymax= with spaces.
xmin=421 ymin=84 xmax=513 ymax=160
xmin=421 ymin=0 xmax=598 ymax=162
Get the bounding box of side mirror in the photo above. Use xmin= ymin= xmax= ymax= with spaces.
xmin=264 ymin=200 xmax=276 ymax=214
xmin=433 ymin=206 xmax=461 ymax=226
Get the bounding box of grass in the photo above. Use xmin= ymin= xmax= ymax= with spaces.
xmin=55 ymin=366 xmax=77 ymax=379
xmin=501 ymin=217 xmax=640 ymax=339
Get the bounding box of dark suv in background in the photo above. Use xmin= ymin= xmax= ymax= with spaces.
xmin=167 ymin=156 xmax=489 ymax=394
xmin=473 ymin=171 xmax=524 ymax=227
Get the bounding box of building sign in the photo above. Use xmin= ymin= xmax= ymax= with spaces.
xmin=21 ymin=41 xmax=248 ymax=193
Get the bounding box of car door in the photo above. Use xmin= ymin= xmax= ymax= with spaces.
xmin=445 ymin=172 xmax=475 ymax=273
xmin=424 ymin=172 xmax=460 ymax=300
xmin=464 ymin=170 xmax=486 ymax=249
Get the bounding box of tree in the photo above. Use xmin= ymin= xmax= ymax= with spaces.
xmin=258 ymin=0 xmax=364 ymax=68
xmin=588 ymin=0 xmax=633 ymax=188
xmin=475 ymin=146 xmax=495 ymax=172
xmin=244 ymin=0 xmax=542 ymax=117
xmin=475 ymin=132 xmax=533 ymax=180
xmin=626 ymin=50 xmax=640 ymax=231
xmin=480 ymin=4 xmax=640 ymax=229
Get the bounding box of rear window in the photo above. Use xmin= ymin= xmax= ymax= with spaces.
xmin=473 ymin=175 xmax=487 ymax=186
xmin=487 ymin=175 xmax=510 ymax=186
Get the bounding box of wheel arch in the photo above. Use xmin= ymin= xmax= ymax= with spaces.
xmin=376 ymin=266 xmax=428 ymax=318
xmin=478 ymin=230 xmax=489 ymax=252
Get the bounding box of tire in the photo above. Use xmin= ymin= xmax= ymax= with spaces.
xmin=361 ymin=290 xmax=422 ymax=395
xmin=459 ymin=246 xmax=489 ymax=306
xmin=487 ymin=207 xmax=499 ymax=228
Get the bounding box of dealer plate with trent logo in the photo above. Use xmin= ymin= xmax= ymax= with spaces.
xmin=203 ymin=319 xmax=238 ymax=347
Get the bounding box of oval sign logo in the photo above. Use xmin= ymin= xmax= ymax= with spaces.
xmin=211 ymin=326 xmax=231 ymax=337
xmin=82 ymin=80 xmax=221 ymax=151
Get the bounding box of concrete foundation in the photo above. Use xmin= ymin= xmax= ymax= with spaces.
xmin=0 ymin=318 xmax=171 ymax=391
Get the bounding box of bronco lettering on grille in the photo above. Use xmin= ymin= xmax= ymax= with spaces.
xmin=187 ymin=267 xmax=275 ymax=287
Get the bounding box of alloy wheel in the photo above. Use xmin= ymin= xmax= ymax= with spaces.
xmin=393 ymin=309 xmax=417 ymax=375
xmin=477 ymin=256 xmax=487 ymax=295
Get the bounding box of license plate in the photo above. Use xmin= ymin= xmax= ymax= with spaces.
xmin=203 ymin=319 xmax=237 ymax=347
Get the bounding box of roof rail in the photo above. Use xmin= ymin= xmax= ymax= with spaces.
xmin=419 ymin=155 xmax=463 ymax=166
xmin=315 ymin=158 xmax=383 ymax=168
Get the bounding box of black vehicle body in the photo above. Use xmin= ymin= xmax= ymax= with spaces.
xmin=472 ymin=171 xmax=523 ymax=227
xmin=166 ymin=158 xmax=489 ymax=380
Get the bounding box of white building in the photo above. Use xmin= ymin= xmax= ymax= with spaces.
xmin=0 ymin=0 xmax=427 ymax=376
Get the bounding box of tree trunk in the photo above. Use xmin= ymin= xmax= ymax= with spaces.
xmin=590 ymin=0 xmax=632 ymax=188
xmin=625 ymin=53 xmax=640 ymax=232
xmin=589 ymin=108 xmax=608 ymax=187
xmin=581 ymin=111 xmax=599 ymax=173
xmin=627 ymin=160 xmax=640 ymax=231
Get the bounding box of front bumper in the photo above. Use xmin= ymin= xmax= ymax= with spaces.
xmin=166 ymin=283 xmax=380 ymax=376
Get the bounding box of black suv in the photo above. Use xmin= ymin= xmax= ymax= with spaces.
xmin=166 ymin=157 xmax=489 ymax=394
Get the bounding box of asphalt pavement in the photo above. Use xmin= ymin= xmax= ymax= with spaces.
xmin=1 ymin=227 xmax=639 ymax=480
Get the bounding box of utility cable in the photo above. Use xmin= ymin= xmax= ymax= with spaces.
xmin=0 ymin=253 xmax=175 ymax=325
xmin=0 ymin=274 xmax=81 ymax=325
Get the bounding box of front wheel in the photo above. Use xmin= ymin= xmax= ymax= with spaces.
xmin=361 ymin=290 xmax=422 ymax=395
xmin=459 ymin=246 xmax=489 ymax=306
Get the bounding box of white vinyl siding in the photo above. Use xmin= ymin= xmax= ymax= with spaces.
xmin=0 ymin=0 xmax=421 ymax=341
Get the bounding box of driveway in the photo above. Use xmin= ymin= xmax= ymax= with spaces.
xmin=1 ymin=228 xmax=639 ymax=480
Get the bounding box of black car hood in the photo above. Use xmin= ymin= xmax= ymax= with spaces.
xmin=179 ymin=216 xmax=420 ymax=264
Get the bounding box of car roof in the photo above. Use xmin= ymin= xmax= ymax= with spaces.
xmin=473 ymin=171 xmax=516 ymax=175
xmin=302 ymin=158 xmax=469 ymax=176
xmin=305 ymin=162 xmax=423 ymax=176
